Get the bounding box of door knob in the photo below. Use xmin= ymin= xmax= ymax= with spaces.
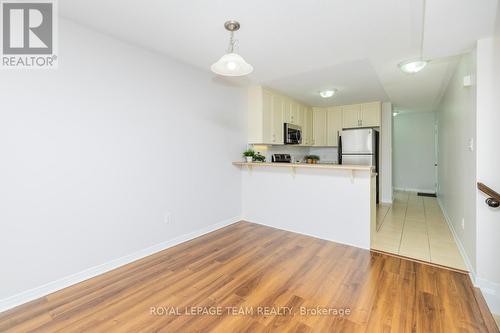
xmin=486 ymin=198 xmax=500 ymax=208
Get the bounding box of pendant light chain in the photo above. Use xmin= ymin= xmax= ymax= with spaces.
xmin=420 ymin=0 xmax=426 ymax=60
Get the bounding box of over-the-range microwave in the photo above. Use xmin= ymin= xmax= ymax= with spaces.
xmin=284 ymin=123 xmax=302 ymax=145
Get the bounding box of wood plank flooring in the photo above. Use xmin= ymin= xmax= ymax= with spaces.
xmin=1 ymin=221 xmax=497 ymax=332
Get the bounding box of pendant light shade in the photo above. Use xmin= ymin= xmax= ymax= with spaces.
xmin=211 ymin=20 xmax=253 ymax=77
xmin=211 ymin=53 xmax=253 ymax=76
xmin=398 ymin=0 xmax=429 ymax=74
xmin=399 ymin=60 xmax=428 ymax=74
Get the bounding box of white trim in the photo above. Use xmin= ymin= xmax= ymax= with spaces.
xmin=475 ymin=277 xmax=500 ymax=315
xmin=393 ymin=187 xmax=435 ymax=194
xmin=243 ymin=219 xmax=370 ymax=251
xmin=437 ymin=197 xmax=500 ymax=315
xmin=0 ymin=216 xmax=241 ymax=313
xmin=437 ymin=197 xmax=475 ymax=277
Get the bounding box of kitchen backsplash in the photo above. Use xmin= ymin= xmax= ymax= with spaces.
xmin=250 ymin=145 xmax=338 ymax=164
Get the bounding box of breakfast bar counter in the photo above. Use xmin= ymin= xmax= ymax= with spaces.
xmin=232 ymin=161 xmax=375 ymax=172
xmin=234 ymin=161 xmax=376 ymax=249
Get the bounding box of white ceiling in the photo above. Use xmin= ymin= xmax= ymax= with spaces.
xmin=60 ymin=0 xmax=499 ymax=111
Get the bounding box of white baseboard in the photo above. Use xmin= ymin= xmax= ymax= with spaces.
xmin=394 ymin=187 xmax=435 ymax=194
xmin=242 ymin=218 xmax=370 ymax=251
xmin=436 ymin=197 xmax=475 ymax=275
xmin=437 ymin=198 xmax=500 ymax=315
xmin=476 ymin=277 xmax=500 ymax=315
xmin=0 ymin=216 xmax=241 ymax=313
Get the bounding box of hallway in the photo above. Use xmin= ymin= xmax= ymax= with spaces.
xmin=372 ymin=191 xmax=467 ymax=271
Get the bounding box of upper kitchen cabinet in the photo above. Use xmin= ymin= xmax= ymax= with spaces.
xmin=312 ymin=107 xmax=342 ymax=147
xmin=360 ymin=102 xmax=381 ymax=127
xmin=342 ymin=104 xmax=362 ymax=128
xmin=247 ymin=86 xmax=309 ymax=145
xmin=326 ymin=106 xmax=342 ymax=146
xmin=312 ymin=108 xmax=327 ymax=146
xmin=304 ymin=106 xmax=313 ymax=146
xmin=248 ymin=86 xmax=282 ymax=144
xmin=271 ymin=94 xmax=284 ymax=144
xmin=342 ymin=102 xmax=381 ymax=128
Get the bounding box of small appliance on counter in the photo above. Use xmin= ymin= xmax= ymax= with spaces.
xmin=272 ymin=154 xmax=292 ymax=163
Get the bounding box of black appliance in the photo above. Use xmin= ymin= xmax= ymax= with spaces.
xmin=284 ymin=123 xmax=302 ymax=145
xmin=272 ymin=154 xmax=292 ymax=163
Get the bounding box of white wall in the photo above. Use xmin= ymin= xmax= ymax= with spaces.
xmin=393 ymin=111 xmax=436 ymax=193
xmin=475 ymin=37 xmax=500 ymax=313
xmin=0 ymin=19 xmax=246 ymax=303
xmin=436 ymin=52 xmax=477 ymax=271
xmin=380 ymin=102 xmax=393 ymax=203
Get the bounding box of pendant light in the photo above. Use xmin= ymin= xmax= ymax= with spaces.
xmin=211 ymin=20 xmax=253 ymax=77
xmin=399 ymin=0 xmax=428 ymax=74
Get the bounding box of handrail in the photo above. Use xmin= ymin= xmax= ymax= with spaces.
xmin=477 ymin=182 xmax=500 ymax=208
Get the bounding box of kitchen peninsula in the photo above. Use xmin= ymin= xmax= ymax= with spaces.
xmin=233 ymin=161 xmax=377 ymax=249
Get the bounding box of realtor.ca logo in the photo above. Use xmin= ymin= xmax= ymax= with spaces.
xmin=1 ymin=0 xmax=57 ymax=68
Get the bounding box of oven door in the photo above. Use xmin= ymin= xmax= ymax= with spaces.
xmin=284 ymin=123 xmax=302 ymax=145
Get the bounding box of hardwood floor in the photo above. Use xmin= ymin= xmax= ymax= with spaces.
xmin=1 ymin=221 xmax=497 ymax=332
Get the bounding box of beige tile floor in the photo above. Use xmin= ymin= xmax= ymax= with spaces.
xmin=372 ymin=191 xmax=467 ymax=271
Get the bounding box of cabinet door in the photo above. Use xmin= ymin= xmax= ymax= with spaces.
xmin=261 ymin=90 xmax=273 ymax=144
xmin=271 ymin=94 xmax=284 ymax=144
xmin=283 ymin=99 xmax=292 ymax=124
xmin=313 ymin=108 xmax=327 ymax=146
xmin=342 ymin=104 xmax=361 ymax=128
xmin=290 ymin=102 xmax=299 ymax=124
xmin=360 ymin=102 xmax=381 ymax=127
xmin=307 ymin=107 xmax=313 ymax=145
xmin=297 ymin=104 xmax=305 ymax=128
xmin=327 ymin=106 xmax=342 ymax=146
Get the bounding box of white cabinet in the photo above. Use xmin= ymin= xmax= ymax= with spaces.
xmin=312 ymin=107 xmax=342 ymax=147
xmin=360 ymin=102 xmax=381 ymax=127
xmin=247 ymin=86 xmax=308 ymax=145
xmin=313 ymin=108 xmax=327 ymax=146
xmin=304 ymin=107 xmax=313 ymax=146
xmin=342 ymin=104 xmax=362 ymax=128
xmin=248 ymin=85 xmax=380 ymax=146
xmin=271 ymin=94 xmax=284 ymax=144
xmin=283 ymin=99 xmax=292 ymax=124
xmin=248 ymin=86 xmax=283 ymax=144
xmin=326 ymin=106 xmax=342 ymax=146
xmin=342 ymin=102 xmax=381 ymax=128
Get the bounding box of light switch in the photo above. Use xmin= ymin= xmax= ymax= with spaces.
xmin=463 ymin=75 xmax=472 ymax=87
xmin=468 ymin=138 xmax=474 ymax=151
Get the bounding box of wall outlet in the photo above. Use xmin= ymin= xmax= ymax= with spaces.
xmin=461 ymin=218 xmax=465 ymax=230
xmin=164 ymin=211 xmax=172 ymax=224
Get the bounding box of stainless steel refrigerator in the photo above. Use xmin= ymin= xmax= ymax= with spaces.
xmin=340 ymin=128 xmax=379 ymax=202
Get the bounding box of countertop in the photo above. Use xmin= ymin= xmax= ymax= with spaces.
xmin=232 ymin=161 xmax=374 ymax=171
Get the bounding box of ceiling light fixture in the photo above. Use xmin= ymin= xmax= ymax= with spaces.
xmin=319 ymin=89 xmax=336 ymax=98
xmin=399 ymin=59 xmax=427 ymax=74
xmin=399 ymin=0 xmax=428 ymax=74
xmin=211 ymin=20 xmax=253 ymax=77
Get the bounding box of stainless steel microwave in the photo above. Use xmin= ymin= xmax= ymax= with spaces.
xmin=284 ymin=123 xmax=302 ymax=145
